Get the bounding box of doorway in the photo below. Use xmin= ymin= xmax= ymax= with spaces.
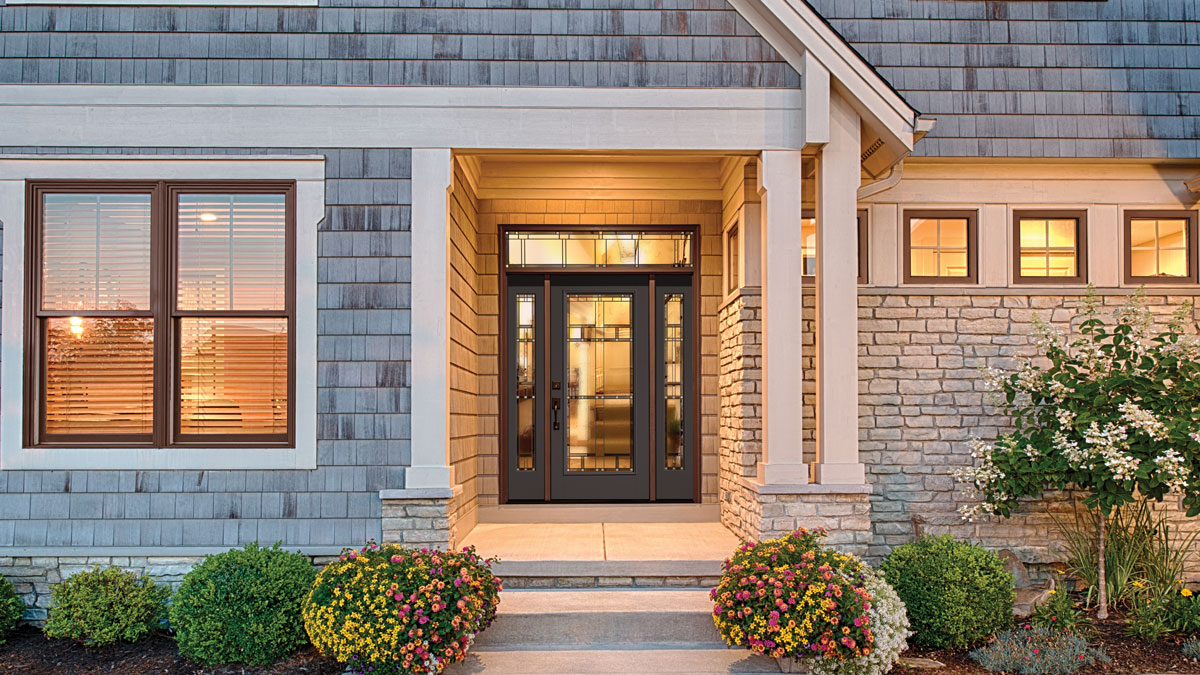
xmin=501 ymin=230 xmax=697 ymax=502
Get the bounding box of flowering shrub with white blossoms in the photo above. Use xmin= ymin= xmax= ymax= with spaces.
xmin=957 ymin=290 xmax=1200 ymax=521
xmin=955 ymin=289 xmax=1200 ymax=616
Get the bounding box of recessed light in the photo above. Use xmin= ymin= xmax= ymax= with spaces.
xmin=198 ymin=213 xmax=218 ymax=222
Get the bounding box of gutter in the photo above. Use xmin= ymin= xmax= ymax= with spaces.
xmin=856 ymin=116 xmax=934 ymax=200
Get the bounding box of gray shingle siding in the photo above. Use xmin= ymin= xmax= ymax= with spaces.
xmin=0 ymin=1 xmax=799 ymax=87
xmin=809 ymin=0 xmax=1200 ymax=158
xmin=0 ymin=145 xmax=412 ymax=550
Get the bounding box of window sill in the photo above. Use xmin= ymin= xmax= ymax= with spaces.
xmin=1 ymin=444 xmax=316 ymax=471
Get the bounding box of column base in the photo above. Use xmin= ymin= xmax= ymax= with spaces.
xmin=379 ymin=486 xmax=462 ymax=550
xmin=733 ymin=478 xmax=872 ymax=557
xmin=756 ymin=462 xmax=810 ymax=485
xmin=811 ymin=461 xmax=866 ymax=485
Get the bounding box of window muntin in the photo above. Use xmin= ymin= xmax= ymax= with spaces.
xmin=26 ymin=182 xmax=295 ymax=448
xmin=1013 ymin=211 xmax=1087 ymax=284
xmin=903 ymin=211 xmax=977 ymax=283
xmin=1125 ymin=212 xmax=1196 ymax=284
xmin=506 ymin=231 xmax=692 ymax=269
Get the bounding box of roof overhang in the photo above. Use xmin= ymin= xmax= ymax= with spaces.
xmin=728 ymin=0 xmax=928 ymax=173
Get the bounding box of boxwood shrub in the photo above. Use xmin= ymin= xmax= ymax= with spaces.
xmin=43 ymin=567 xmax=168 ymax=646
xmin=169 ymin=543 xmax=316 ymax=667
xmin=881 ymin=535 xmax=1014 ymax=648
xmin=0 ymin=575 xmax=25 ymax=645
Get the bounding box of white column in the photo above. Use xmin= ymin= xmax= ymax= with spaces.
xmin=407 ymin=148 xmax=454 ymax=490
xmin=813 ymin=93 xmax=866 ymax=485
xmin=757 ymin=150 xmax=809 ymax=485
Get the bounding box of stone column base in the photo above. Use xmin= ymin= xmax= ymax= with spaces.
xmin=379 ymin=487 xmax=461 ymax=549
xmin=731 ymin=478 xmax=873 ymax=557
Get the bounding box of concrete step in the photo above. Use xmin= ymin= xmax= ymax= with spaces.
xmin=474 ymin=589 xmax=722 ymax=648
xmin=447 ymin=647 xmax=782 ymax=674
xmin=495 ymin=559 xmax=723 ymax=589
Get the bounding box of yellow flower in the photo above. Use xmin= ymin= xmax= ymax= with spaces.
xmin=1183 ymin=589 xmax=1194 ymax=597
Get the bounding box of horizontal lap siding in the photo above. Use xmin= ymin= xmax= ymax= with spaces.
xmin=809 ymin=0 xmax=1200 ymax=158
xmin=0 ymin=1 xmax=799 ymax=88
xmin=0 ymin=146 xmax=412 ymax=550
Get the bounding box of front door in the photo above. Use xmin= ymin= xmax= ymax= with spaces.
xmin=504 ymin=274 xmax=694 ymax=502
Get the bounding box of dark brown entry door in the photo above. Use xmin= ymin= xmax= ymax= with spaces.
xmin=505 ymin=275 xmax=694 ymax=502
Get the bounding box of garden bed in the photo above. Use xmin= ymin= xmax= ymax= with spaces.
xmin=0 ymin=625 xmax=342 ymax=675
xmin=896 ymin=614 xmax=1200 ymax=675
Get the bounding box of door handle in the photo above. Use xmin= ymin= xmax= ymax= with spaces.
xmin=552 ymin=398 xmax=561 ymax=430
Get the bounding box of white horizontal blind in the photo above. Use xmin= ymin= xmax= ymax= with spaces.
xmin=41 ymin=193 xmax=152 ymax=311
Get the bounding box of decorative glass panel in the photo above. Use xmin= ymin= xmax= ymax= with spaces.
xmin=909 ymin=218 xmax=970 ymax=278
xmin=1130 ymin=218 xmax=1189 ymax=278
xmin=1018 ymin=218 xmax=1078 ymax=278
xmin=515 ymin=294 xmax=537 ymax=471
xmin=179 ymin=317 xmax=288 ymax=435
xmin=41 ymin=194 xmax=152 ymax=311
xmin=506 ymin=231 xmax=691 ymax=268
xmin=801 ymin=217 xmax=817 ymax=276
xmin=663 ymin=294 xmax=684 ymax=471
xmin=566 ymin=294 xmax=634 ymax=472
xmin=177 ymin=194 xmax=287 ymax=311
xmin=44 ymin=317 xmax=154 ymax=435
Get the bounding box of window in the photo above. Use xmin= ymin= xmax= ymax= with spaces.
xmin=1124 ymin=211 xmax=1198 ymax=285
xmin=26 ymin=181 xmax=295 ymax=448
xmin=798 ymin=210 xmax=868 ymax=283
xmin=726 ymin=225 xmax=739 ymax=293
xmin=1013 ymin=210 xmax=1087 ymax=284
xmin=903 ymin=210 xmax=977 ymax=284
xmin=505 ymin=230 xmax=693 ymax=269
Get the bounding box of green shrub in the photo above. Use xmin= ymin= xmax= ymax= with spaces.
xmin=881 ymin=535 xmax=1014 ymax=648
xmin=0 ymin=575 xmax=25 ymax=645
xmin=969 ymin=626 xmax=1109 ymax=675
xmin=170 ymin=543 xmax=316 ymax=666
xmin=43 ymin=567 xmax=168 ymax=646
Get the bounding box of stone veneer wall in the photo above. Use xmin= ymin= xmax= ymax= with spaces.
xmin=0 ymin=553 xmax=340 ymax=623
xmin=858 ymin=292 xmax=1200 ymax=578
xmin=718 ymin=289 xmax=762 ymax=541
xmin=381 ymin=492 xmax=456 ymax=549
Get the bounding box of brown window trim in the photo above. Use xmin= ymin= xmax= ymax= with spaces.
xmin=902 ymin=209 xmax=979 ymax=285
xmin=1012 ymin=209 xmax=1088 ymax=285
xmin=798 ymin=209 xmax=869 ymax=284
xmin=24 ymin=180 xmax=297 ymax=450
xmin=1123 ymin=210 xmax=1199 ymax=286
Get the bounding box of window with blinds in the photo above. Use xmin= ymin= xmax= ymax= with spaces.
xmin=26 ymin=182 xmax=295 ymax=448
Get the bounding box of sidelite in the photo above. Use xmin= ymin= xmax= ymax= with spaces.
xmin=502 ymin=229 xmax=696 ymax=502
xmin=24 ymin=181 xmax=296 ymax=448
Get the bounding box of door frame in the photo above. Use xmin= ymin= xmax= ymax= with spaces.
xmin=498 ymin=224 xmax=701 ymax=503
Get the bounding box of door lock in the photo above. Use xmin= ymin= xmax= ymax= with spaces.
xmin=552 ymin=398 xmax=561 ymax=430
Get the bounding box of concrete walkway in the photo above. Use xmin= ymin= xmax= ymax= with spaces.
xmin=459 ymin=522 xmax=739 ymax=561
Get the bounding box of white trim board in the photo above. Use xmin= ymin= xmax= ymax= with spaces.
xmin=0 ymin=156 xmax=324 ymax=471
xmin=0 ymin=86 xmax=807 ymax=151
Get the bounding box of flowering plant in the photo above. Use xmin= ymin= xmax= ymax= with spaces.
xmin=955 ymin=289 xmax=1200 ymax=617
xmin=711 ymin=528 xmax=876 ymax=664
xmin=302 ymin=542 xmax=501 ymax=675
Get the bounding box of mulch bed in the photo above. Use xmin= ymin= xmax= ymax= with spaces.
xmin=894 ymin=613 xmax=1200 ymax=675
xmin=0 ymin=625 xmax=343 ymax=675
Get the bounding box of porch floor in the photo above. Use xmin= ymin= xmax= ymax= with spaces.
xmin=459 ymin=522 xmax=739 ymax=561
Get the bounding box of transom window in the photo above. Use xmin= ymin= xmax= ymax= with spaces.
xmin=1125 ymin=211 xmax=1198 ymax=285
xmin=904 ymin=210 xmax=977 ymax=284
xmin=26 ymin=181 xmax=295 ymax=448
xmin=1013 ymin=210 xmax=1087 ymax=284
xmin=505 ymin=230 xmax=693 ymax=269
